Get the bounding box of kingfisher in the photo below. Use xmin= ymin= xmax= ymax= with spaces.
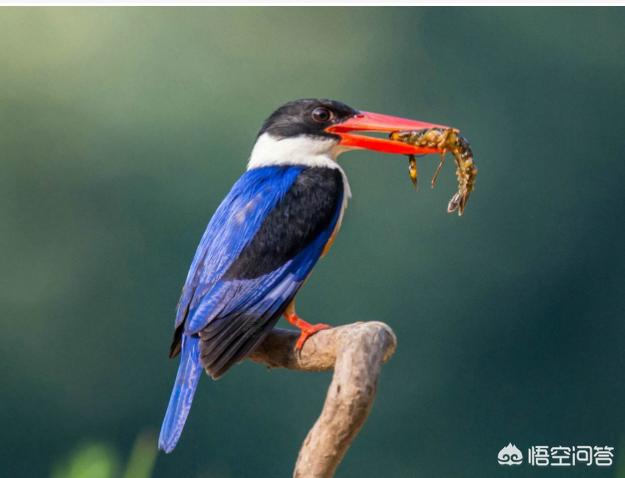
xmin=159 ymin=98 xmax=446 ymax=453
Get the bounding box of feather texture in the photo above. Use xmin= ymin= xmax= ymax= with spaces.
xmin=174 ymin=166 xmax=303 ymax=331
xmin=158 ymin=335 xmax=201 ymax=453
xmin=160 ymin=165 xmax=345 ymax=452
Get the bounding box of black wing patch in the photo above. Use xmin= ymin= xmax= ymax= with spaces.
xmin=222 ymin=167 xmax=344 ymax=280
xmin=199 ymin=311 xmax=281 ymax=379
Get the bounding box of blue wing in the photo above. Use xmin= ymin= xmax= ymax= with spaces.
xmin=174 ymin=165 xmax=343 ymax=352
xmin=173 ymin=165 xmax=303 ymax=332
xmin=191 ymin=220 xmax=336 ymax=377
xmin=183 ymin=165 xmax=344 ymax=375
xmin=160 ymin=165 xmax=343 ymax=453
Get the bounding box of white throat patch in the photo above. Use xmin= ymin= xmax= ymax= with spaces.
xmin=247 ymin=132 xmax=352 ymax=201
xmin=248 ymin=133 xmax=345 ymax=170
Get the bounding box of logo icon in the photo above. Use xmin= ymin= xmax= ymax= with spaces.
xmin=498 ymin=443 xmax=523 ymax=465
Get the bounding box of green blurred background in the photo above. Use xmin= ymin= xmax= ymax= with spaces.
xmin=2 ymin=7 xmax=625 ymax=478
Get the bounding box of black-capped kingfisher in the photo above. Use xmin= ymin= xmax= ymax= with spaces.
xmin=159 ymin=99 xmax=447 ymax=452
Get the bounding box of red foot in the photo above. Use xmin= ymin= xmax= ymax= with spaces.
xmin=284 ymin=313 xmax=331 ymax=351
xmin=295 ymin=323 xmax=331 ymax=350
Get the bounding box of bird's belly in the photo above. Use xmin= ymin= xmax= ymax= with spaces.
xmin=321 ymin=166 xmax=350 ymax=258
xmin=321 ymin=203 xmax=346 ymax=258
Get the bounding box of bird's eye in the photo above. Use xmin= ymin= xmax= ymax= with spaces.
xmin=311 ymin=107 xmax=334 ymax=123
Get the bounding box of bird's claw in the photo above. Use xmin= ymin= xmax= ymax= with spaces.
xmin=295 ymin=323 xmax=331 ymax=354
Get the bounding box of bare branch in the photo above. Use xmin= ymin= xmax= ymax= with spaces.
xmin=248 ymin=321 xmax=397 ymax=478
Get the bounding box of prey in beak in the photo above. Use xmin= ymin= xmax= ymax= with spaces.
xmin=326 ymin=111 xmax=450 ymax=156
xmin=327 ymin=108 xmax=477 ymax=216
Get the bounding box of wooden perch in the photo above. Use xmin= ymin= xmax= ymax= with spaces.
xmin=248 ymin=321 xmax=397 ymax=478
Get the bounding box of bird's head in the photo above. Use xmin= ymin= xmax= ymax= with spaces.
xmin=248 ymin=98 xmax=447 ymax=169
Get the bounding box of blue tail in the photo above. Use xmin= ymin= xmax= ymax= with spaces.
xmin=158 ymin=335 xmax=202 ymax=453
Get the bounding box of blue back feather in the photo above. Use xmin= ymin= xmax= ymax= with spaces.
xmin=175 ymin=166 xmax=303 ymax=329
xmin=160 ymin=165 xmax=343 ymax=452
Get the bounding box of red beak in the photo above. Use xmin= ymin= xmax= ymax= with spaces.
xmin=326 ymin=111 xmax=449 ymax=155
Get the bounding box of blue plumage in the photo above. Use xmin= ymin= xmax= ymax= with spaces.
xmin=156 ymin=97 xmax=434 ymax=458
xmin=158 ymin=335 xmax=201 ymax=453
xmin=159 ymin=165 xmax=344 ymax=453
xmin=175 ymin=166 xmax=303 ymax=330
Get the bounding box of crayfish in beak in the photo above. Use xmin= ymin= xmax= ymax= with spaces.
xmin=390 ymin=128 xmax=477 ymax=216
